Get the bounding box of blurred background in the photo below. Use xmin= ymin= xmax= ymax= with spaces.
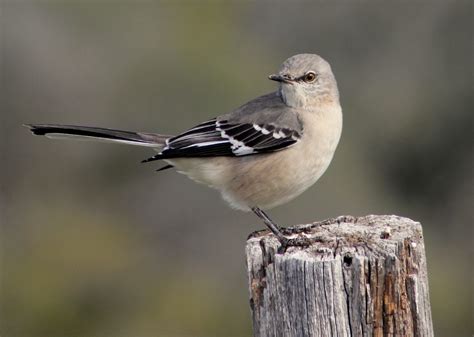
xmin=1 ymin=2 xmax=472 ymax=337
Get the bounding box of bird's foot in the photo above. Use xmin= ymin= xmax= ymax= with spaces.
xmin=316 ymin=215 xmax=357 ymax=226
xmin=277 ymin=236 xmax=312 ymax=254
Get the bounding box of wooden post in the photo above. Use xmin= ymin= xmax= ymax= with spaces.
xmin=246 ymin=215 xmax=433 ymax=337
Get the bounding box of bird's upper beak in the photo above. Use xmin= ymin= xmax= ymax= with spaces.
xmin=268 ymin=74 xmax=294 ymax=84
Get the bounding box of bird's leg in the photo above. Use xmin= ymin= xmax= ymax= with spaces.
xmin=252 ymin=207 xmax=289 ymax=246
xmin=252 ymin=207 xmax=312 ymax=252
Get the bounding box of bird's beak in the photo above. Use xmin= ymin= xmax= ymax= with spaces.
xmin=268 ymin=74 xmax=293 ymax=84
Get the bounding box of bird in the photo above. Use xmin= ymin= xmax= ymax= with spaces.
xmin=25 ymin=53 xmax=342 ymax=249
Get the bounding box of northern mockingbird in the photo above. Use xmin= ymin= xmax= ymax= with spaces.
xmin=26 ymin=53 xmax=342 ymax=249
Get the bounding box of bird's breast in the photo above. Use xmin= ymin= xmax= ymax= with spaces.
xmin=222 ymin=103 xmax=342 ymax=210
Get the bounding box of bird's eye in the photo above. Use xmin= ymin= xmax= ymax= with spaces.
xmin=303 ymin=72 xmax=317 ymax=83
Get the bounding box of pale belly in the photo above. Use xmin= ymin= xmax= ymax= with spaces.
xmin=221 ymin=144 xmax=335 ymax=210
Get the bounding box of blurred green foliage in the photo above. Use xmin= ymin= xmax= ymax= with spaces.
xmin=1 ymin=2 xmax=472 ymax=337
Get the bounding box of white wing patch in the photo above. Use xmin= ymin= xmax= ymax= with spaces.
xmin=253 ymin=123 xmax=289 ymax=139
xmin=217 ymin=121 xmax=255 ymax=156
xmin=253 ymin=124 xmax=271 ymax=135
xmin=272 ymin=130 xmax=285 ymax=139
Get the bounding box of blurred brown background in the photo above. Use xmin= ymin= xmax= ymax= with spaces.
xmin=1 ymin=2 xmax=472 ymax=337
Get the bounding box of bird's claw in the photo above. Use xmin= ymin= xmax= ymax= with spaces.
xmin=277 ymin=236 xmax=312 ymax=253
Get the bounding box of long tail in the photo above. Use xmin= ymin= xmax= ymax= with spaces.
xmin=25 ymin=124 xmax=170 ymax=148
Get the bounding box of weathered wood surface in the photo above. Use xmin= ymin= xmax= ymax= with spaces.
xmin=246 ymin=215 xmax=433 ymax=337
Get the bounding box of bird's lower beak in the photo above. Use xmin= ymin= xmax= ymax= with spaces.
xmin=268 ymin=74 xmax=293 ymax=83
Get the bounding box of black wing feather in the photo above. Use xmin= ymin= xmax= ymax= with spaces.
xmin=142 ymin=118 xmax=301 ymax=162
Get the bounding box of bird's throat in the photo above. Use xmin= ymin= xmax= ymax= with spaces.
xmin=279 ymin=85 xmax=307 ymax=109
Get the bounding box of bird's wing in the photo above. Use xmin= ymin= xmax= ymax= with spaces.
xmin=143 ymin=92 xmax=303 ymax=162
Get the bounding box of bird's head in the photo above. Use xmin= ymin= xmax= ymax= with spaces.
xmin=269 ymin=54 xmax=339 ymax=109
